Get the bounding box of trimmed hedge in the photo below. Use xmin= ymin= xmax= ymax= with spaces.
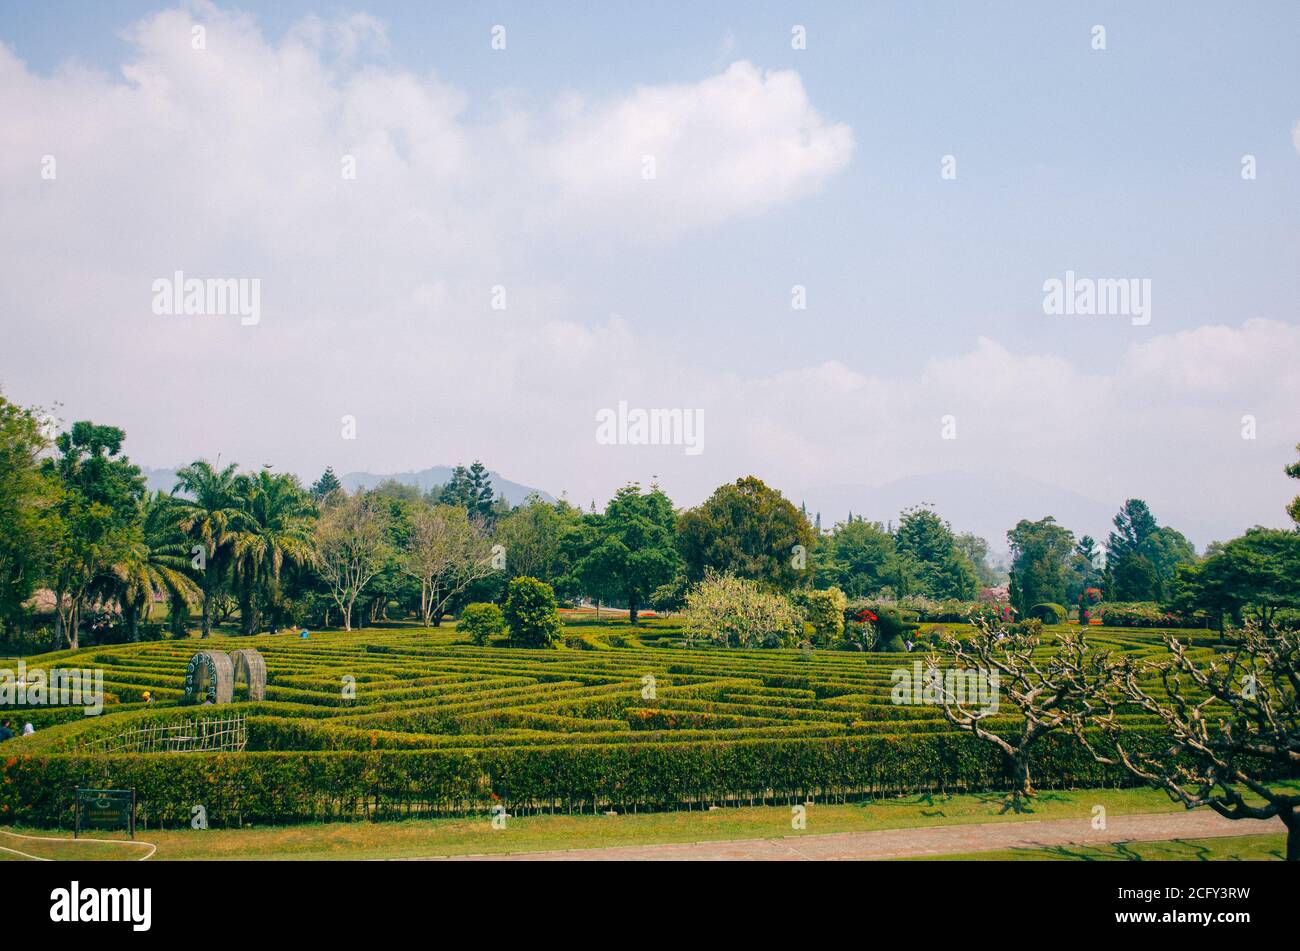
xmin=0 ymin=620 xmax=1217 ymax=828
xmin=0 ymin=731 xmax=1147 ymax=827
xmin=1028 ymin=603 xmax=1068 ymax=624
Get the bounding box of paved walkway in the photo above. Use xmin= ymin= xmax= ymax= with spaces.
xmin=439 ymin=811 xmax=1284 ymax=861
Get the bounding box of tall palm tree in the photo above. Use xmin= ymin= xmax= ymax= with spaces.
xmin=171 ymin=460 xmax=242 ymax=637
xmin=230 ymin=469 xmax=316 ymax=635
xmin=101 ymin=493 xmax=202 ymax=641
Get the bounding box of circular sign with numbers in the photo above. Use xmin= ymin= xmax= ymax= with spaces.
xmin=183 ymin=651 xmax=234 ymax=704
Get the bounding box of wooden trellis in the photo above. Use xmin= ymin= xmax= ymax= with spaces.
xmin=81 ymin=714 xmax=248 ymax=754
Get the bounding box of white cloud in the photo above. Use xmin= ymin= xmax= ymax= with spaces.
xmin=536 ymin=61 xmax=853 ymax=238
xmin=0 ymin=4 xmax=1295 ymax=546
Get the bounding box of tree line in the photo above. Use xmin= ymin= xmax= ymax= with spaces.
xmin=2 ymin=392 xmax=1297 ymax=648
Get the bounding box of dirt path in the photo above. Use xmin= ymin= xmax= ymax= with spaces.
xmin=437 ymin=811 xmax=1284 ymax=861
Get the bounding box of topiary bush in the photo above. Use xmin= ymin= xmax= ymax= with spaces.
xmin=841 ymin=603 xmax=920 ymax=652
xmin=1028 ymin=603 xmax=1068 ymax=624
xmin=459 ymin=602 xmax=505 ymax=646
xmin=504 ymin=577 xmax=563 ymax=647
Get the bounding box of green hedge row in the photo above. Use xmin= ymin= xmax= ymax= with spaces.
xmin=0 ymin=731 xmax=1151 ymax=827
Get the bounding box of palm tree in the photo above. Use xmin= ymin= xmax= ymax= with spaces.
xmin=171 ymin=460 xmax=242 ymax=637
xmin=100 ymin=493 xmax=202 ymax=641
xmin=230 ymin=469 xmax=316 ymax=635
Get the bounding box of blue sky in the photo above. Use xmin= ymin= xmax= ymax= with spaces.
xmin=6 ymin=3 xmax=1296 ymax=370
xmin=1 ymin=1 xmax=1297 ymax=547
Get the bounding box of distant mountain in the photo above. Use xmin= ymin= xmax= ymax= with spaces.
xmin=139 ymin=465 xmax=554 ymax=507
xmin=339 ymin=467 xmax=554 ymax=506
xmin=799 ymin=470 xmax=1224 ymax=557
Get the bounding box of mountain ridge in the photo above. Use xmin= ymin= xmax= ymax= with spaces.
xmin=139 ymin=465 xmax=554 ymax=506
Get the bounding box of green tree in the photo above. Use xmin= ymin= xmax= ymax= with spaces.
xmin=41 ymin=422 xmax=144 ymax=649
xmin=466 ymin=461 xmax=497 ymax=524
xmin=0 ymin=395 xmax=58 ymax=633
xmin=1141 ymin=525 xmax=1197 ymax=602
xmin=559 ymin=511 xmax=615 ymax=611
xmin=1169 ymin=528 xmax=1300 ymax=635
xmin=437 ymin=466 xmax=473 ymax=509
xmin=1105 ymin=499 xmax=1160 ymax=600
xmin=570 ymin=484 xmax=679 ymax=624
xmin=503 ymin=576 xmax=563 ymax=647
xmin=894 ymin=506 xmax=977 ymax=600
xmin=1287 ymin=443 xmax=1300 ymax=526
xmin=100 ymin=492 xmax=201 ymax=641
xmin=230 ymin=470 xmax=316 ymax=635
xmin=172 ymin=460 xmax=243 ymax=637
xmin=955 ymin=532 xmax=997 ymax=588
xmin=677 ymin=477 xmax=814 ymax=591
xmin=1068 ymin=534 xmax=1103 ymax=604
xmin=310 ymin=466 xmax=343 ymax=503
xmin=494 ymin=495 xmax=581 ymax=584
xmin=1007 ymin=516 xmax=1075 ymax=615
xmin=438 ymin=461 xmax=497 ymax=524
xmin=813 ymin=519 xmax=900 ymax=598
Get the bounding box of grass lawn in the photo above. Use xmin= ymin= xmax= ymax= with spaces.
xmin=0 ymin=786 xmax=1220 ymax=861
xmin=900 ymin=834 xmax=1287 ymax=862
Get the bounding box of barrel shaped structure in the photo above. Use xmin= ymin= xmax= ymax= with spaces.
xmin=183 ymin=651 xmax=235 ymax=705
xmin=229 ymin=648 xmax=267 ymax=701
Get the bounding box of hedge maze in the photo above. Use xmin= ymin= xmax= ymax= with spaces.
xmin=0 ymin=621 xmax=1199 ymax=827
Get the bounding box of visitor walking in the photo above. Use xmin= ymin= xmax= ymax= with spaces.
xmin=22 ymin=723 xmax=35 ymax=736
xmin=0 ymin=720 xmax=14 ymax=742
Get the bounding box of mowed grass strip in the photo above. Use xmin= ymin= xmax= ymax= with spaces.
xmin=0 ymin=787 xmax=1212 ymax=861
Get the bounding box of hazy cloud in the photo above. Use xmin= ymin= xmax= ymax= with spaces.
xmin=0 ymin=3 xmax=1295 ymax=546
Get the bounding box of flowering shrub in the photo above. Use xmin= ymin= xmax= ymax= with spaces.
xmin=968 ymin=601 xmax=1016 ymax=624
xmin=796 ymin=587 xmax=846 ymax=645
xmin=682 ymin=571 xmax=801 ymax=648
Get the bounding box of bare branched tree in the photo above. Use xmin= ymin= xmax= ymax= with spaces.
xmin=932 ymin=616 xmax=1122 ymax=809
xmin=314 ymin=493 xmax=391 ymax=632
xmin=401 ymin=503 xmax=496 ymax=628
xmin=1070 ymin=622 xmax=1300 ymax=861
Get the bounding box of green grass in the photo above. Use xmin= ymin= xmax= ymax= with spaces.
xmin=0 ymin=786 xmax=1213 ymax=861
xmin=0 ymin=833 xmax=155 ymax=861
xmin=900 ymin=835 xmax=1287 ymax=862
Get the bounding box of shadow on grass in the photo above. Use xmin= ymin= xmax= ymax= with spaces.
xmin=866 ymin=788 xmax=1074 ymax=819
xmin=1008 ymin=838 xmax=1259 ymax=862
